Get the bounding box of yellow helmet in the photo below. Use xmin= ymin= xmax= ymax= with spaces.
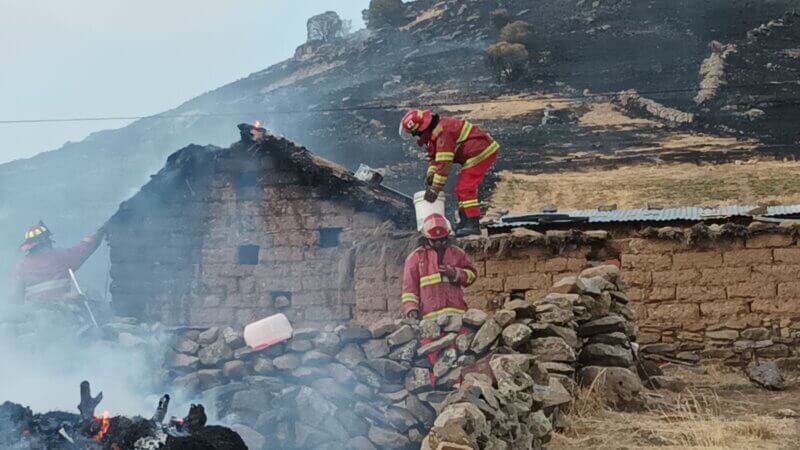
xmin=21 ymin=223 xmax=52 ymax=251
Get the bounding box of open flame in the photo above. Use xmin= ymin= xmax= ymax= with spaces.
xmin=253 ymin=120 xmax=262 ymax=129
xmin=93 ymin=410 xmax=111 ymax=442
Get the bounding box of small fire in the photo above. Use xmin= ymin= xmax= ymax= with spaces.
xmin=253 ymin=120 xmax=262 ymax=129
xmin=93 ymin=411 xmax=111 ymax=442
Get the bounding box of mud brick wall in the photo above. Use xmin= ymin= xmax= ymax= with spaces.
xmin=110 ymin=145 xmax=394 ymax=328
xmin=353 ymin=239 xmax=594 ymax=325
xmin=188 ymin=151 xmax=388 ymax=328
xmin=616 ymin=232 xmax=800 ymax=366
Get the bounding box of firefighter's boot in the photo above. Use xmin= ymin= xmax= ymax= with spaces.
xmin=456 ymin=215 xmax=481 ymax=237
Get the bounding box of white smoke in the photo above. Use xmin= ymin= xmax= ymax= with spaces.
xmin=0 ymin=299 xmax=167 ymax=417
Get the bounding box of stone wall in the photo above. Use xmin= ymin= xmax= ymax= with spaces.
xmin=353 ymin=231 xmax=609 ymax=325
xmin=615 ymin=231 xmax=800 ymax=366
xmin=354 ymin=227 xmax=800 ymax=367
xmin=164 ymin=266 xmax=640 ymax=450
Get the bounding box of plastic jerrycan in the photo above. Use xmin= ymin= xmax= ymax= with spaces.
xmin=244 ymin=313 xmax=294 ymax=351
xmin=413 ymin=191 xmax=446 ymax=231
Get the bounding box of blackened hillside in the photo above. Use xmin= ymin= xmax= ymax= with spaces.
xmin=1 ymin=0 xmax=798 ymax=290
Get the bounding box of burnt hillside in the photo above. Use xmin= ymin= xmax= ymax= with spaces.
xmin=1 ymin=0 xmax=798 ymax=290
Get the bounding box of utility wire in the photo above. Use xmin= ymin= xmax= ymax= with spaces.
xmin=0 ymin=80 xmax=797 ymax=125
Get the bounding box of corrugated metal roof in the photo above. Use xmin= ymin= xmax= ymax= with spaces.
xmin=490 ymin=204 xmax=800 ymax=229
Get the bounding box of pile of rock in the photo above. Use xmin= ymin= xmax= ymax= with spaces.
xmin=421 ymin=264 xmax=644 ymax=448
xmin=164 ymin=313 xmax=561 ymax=449
xmin=164 ymin=265 xmax=641 ymax=449
xmin=565 ymin=266 xmax=645 ymax=410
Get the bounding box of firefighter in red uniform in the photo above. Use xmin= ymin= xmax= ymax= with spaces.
xmin=399 ymin=109 xmax=500 ymax=236
xmin=401 ymin=213 xmax=477 ymax=385
xmin=12 ymin=222 xmax=105 ymax=304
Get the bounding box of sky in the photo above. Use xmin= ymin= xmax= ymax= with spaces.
xmin=0 ymin=0 xmax=369 ymax=164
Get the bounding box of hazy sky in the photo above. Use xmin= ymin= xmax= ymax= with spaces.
xmin=0 ymin=0 xmax=368 ymax=164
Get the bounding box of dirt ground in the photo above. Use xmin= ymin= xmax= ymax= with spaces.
xmin=551 ymin=364 xmax=800 ymax=450
xmin=490 ymin=159 xmax=800 ymax=213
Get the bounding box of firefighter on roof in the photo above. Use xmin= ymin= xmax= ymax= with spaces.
xmin=399 ymin=109 xmax=500 ymax=237
xmin=13 ymin=222 xmax=106 ymax=303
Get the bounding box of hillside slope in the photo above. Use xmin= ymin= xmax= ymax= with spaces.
xmin=1 ymin=0 xmax=798 ymax=290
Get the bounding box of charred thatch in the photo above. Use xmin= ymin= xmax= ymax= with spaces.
xmin=236 ymin=123 xmax=414 ymax=228
xmin=0 ymin=382 xmax=245 ymax=450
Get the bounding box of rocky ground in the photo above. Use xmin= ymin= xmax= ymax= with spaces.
xmin=552 ymin=364 xmax=800 ymax=449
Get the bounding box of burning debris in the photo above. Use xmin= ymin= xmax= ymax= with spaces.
xmin=0 ymin=381 xmax=245 ymax=450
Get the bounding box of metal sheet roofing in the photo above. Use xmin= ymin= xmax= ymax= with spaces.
xmin=490 ymin=204 xmax=800 ymax=229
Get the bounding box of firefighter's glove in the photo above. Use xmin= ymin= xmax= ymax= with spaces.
xmin=406 ymin=310 xmax=421 ymax=321
xmin=424 ymin=187 xmax=440 ymax=203
xmin=425 ymin=172 xmax=434 ymax=187
xmin=439 ymin=265 xmax=458 ymax=283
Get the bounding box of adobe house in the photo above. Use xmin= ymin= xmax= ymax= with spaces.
xmin=107 ymin=123 xmax=800 ymax=365
xmin=106 ymin=124 xmax=413 ymax=327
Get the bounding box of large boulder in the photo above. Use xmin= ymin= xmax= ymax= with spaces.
xmin=749 ymin=361 xmax=786 ymax=391
xmin=501 ymin=323 xmax=532 ymax=348
xmin=579 ymin=343 xmax=633 ymax=367
xmin=471 ymin=319 xmax=502 ymax=354
xmin=529 ymin=337 xmax=576 ymax=363
xmin=577 ymin=366 xmax=643 ymax=410
xmin=198 ymin=338 xmax=234 ymax=367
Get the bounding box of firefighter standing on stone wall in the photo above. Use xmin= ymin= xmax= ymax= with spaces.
xmin=12 ymin=222 xmax=105 ymax=304
xmin=399 ymin=109 xmax=500 ymax=237
xmin=401 ymin=213 xmax=477 ymax=384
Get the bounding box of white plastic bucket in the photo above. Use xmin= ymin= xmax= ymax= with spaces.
xmin=244 ymin=313 xmax=293 ymax=351
xmin=413 ymin=191 xmax=446 ymax=231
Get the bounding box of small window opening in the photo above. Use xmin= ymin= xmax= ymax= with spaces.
xmin=271 ymin=291 xmax=292 ymax=309
xmin=238 ymin=245 xmax=260 ymax=265
xmin=319 ymin=228 xmax=342 ymax=248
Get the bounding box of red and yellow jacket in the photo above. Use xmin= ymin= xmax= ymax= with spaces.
xmin=423 ymin=116 xmax=500 ymax=189
xmin=401 ymin=244 xmax=478 ymax=319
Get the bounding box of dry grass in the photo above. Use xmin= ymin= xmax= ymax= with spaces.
xmin=441 ymin=95 xmax=579 ymax=120
xmin=401 ymin=6 xmax=445 ymax=30
xmin=490 ymin=159 xmax=800 ymax=212
xmin=552 ymin=365 xmax=800 ymax=450
xmin=579 ymin=102 xmax=656 ymax=128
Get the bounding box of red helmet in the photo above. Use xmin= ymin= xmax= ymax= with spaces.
xmin=399 ymin=109 xmax=433 ymax=138
xmin=421 ymin=213 xmax=451 ymax=240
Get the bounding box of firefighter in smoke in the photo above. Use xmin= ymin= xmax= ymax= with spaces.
xmin=401 ymin=213 xmax=476 ymax=384
xmin=12 ymin=222 xmax=106 ymax=304
xmin=399 ymin=109 xmax=500 ymax=237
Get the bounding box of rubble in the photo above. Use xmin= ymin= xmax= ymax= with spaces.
xmin=156 ymin=265 xmax=643 ymax=449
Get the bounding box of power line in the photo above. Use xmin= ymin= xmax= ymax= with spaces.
xmin=0 ymin=80 xmax=797 ymax=125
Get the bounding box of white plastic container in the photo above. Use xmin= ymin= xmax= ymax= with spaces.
xmin=244 ymin=313 xmax=294 ymax=351
xmin=413 ymin=190 xmax=446 ymax=231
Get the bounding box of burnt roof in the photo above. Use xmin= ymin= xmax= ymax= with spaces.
xmin=109 ymin=126 xmax=414 ymax=228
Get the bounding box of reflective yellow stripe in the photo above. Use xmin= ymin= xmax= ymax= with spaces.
xmin=402 ymin=293 xmax=419 ymax=304
xmin=465 ymin=270 xmax=476 ymax=284
xmin=458 ymin=200 xmax=480 ymax=208
xmin=427 ymin=165 xmax=437 ymax=175
xmin=433 ymin=174 xmax=448 ymax=185
xmin=420 ymin=273 xmax=442 ymax=288
xmin=456 ymin=122 xmax=473 ymax=145
xmin=435 ymin=152 xmax=455 ymax=162
xmin=462 ymin=141 xmax=499 ymax=170
xmin=423 ymin=307 xmax=466 ymax=320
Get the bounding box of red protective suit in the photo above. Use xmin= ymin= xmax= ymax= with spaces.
xmin=401 ymin=243 xmax=478 ymax=319
xmin=421 ymin=116 xmax=500 ymax=218
xmin=13 ymin=234 xmax=102 ymax=303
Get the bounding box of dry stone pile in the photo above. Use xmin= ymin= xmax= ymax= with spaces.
xmin=164 ymin=265 xmax=641 ymax=449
